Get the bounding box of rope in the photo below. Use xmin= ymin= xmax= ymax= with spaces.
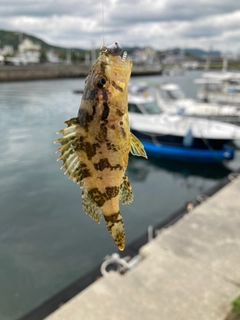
xmin=100 ymin=253 xmax=142 ymax=277
xmin=228 ymin=172 xmax=240 ymax=181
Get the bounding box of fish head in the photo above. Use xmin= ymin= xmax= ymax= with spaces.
xmin=86 ymin=42 xmax=132 ymax=121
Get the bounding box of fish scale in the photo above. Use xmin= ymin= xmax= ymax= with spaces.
xmin=55 ymin=42 xmax=147 ymax=250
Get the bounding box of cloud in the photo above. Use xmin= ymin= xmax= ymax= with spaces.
xmin=0 ymin=0 xmax=239 ymax=52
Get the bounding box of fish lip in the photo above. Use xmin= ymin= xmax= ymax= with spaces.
xmin=107 ymin=41 xmax=123 ymax=56
xmin=100 ymin=41 xmax=123 ymax=57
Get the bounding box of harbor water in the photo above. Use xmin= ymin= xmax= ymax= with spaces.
xmin=0 ymin=70 xmax=240 ymax=320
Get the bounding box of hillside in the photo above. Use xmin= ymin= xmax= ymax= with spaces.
xmin=0 ymin=29 xmax=84 ymax=54
xmin=185 ymin=48 xmax=221 ymax=58
xmin=0 ymin=29 xmax=221 ymax=60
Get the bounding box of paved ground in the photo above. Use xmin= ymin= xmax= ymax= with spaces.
xmin=45 ymin=178 xmax=240 ymax=320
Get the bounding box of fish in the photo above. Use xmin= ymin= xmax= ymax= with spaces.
xmin=55 ymin=41 xmax=147 ymax=250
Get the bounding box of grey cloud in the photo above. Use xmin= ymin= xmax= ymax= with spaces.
xmin=0 ymin=0 xmax=239 ymax=52
xmin=106 ymin=0 xmax=240 ymax=27
xmin=0 ymin=0 xmax=101 ymax=17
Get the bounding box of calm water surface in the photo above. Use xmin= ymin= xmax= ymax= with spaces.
xmin=0 ymin=71 xmax=239 ymax=320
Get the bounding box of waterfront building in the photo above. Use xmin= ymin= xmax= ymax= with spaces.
xmin=17 ymin=38 xmax=41 ymax=64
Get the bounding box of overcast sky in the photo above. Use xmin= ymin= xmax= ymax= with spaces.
xmin=0 ymin=0 xmax=240 ymax=52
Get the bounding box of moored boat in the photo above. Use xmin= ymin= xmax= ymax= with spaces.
xmin=128 ymin=94 xmax=240 ymax=162
xmin=155 ymin=83 xmax=240 ymax=124
xmin=194 ymin=72 xmax=240 ymax=106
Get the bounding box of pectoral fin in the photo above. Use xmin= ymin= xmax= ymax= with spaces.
xmin=120 ymin=175 xmax=133 ymax=204
xmin=130 ymin=133 xmax=148 ymax=158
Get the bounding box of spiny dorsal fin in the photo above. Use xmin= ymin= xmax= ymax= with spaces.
xmin=82 ymin=188 xmax=102 ymax=223
xmin=120 ymin=175 xmax=133 ymax=204
xmin=130 ymin=133 xmax=148 ymax=158
xmin=55 ymin=117 xmax=87 ymax=185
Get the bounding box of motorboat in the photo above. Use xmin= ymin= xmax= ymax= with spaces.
xmin=155 ymin=83 xmax=240 ymax=124
xmin=194 ymin=72 xmax=240 ymax=106
xmin=128 ymin=94 xmax=240 ymax=162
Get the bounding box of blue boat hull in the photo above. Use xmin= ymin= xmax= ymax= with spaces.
xmin=142 ymin=142 xmax=234 ymax=163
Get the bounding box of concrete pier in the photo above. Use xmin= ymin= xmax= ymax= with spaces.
xmin=0 ymin=64 xmax=162 ymax=82
xmin=45 ymin=178 xmax=240 ymax=320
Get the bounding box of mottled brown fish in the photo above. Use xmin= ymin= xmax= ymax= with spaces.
xmin=55 ymin=41 xmax=147 ymax=250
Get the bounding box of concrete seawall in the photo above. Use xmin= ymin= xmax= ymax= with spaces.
xmin=0 ymin=64 xmax=163 ymax=82
xmin=45 ymin=177 xmax=240 ymax=320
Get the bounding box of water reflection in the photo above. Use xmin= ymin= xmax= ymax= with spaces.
xmin=127 ymin=154 xmax=232 ymax=182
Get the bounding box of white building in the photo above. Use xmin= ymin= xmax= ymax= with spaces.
xmin=0 ymin=45 xmax=14 ymax=56
xmin=46 ymin=50 xmax=60 ymax=63
xmin=17 ymin=38 xmax=41 ymax=64
xmin=131 ymin=47 xmax=158 ymax=64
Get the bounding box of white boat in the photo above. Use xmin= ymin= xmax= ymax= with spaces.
xmin=128 ymin=94 xmax=240 ymax=162
xmin=155 ymin=83 xmax=240 ymax=123
xmin=194 ymin=72 xmax=240 ymax=106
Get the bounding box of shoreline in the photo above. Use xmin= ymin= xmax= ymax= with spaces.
xmin=0 ymin=64 xmax=163 ymax=82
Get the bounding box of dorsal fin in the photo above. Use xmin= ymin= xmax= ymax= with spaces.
xmin=55 ymin=117 xmax=91 ymax=185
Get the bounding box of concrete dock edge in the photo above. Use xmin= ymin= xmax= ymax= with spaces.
xmin=43 ymin=177 xmax=240 ymax=320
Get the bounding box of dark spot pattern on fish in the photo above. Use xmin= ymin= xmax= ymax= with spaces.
xmin=100 ymin=62 xmax=106 ymax=74
xmin=112 ymin=81 xmax=123 ymax=92
xmin=92 ymin=103 xmax=97 ymax=116
xmin=79 ymin=162 xmax=87 ymax=168
xmin=78 ymin=162 xmax=92 ymax=179
xmin=89 ymin=88 xmax=99 ymax=100
xmin=106 ymin=186 xmax=120 ymax=199
xmin=116 ymin=109 xmax=124 ymax=116
xmin=88 ymin=188 xmax=106 ymax=207
xmin=101 ymin=102 xmax=109 ymax=121
xmin=96 ymin=124 xmax=108 ymax=143
xmin=93 ymin=158 xmax=122 ymax=171
xmin=78 ymin=109 xmax=94 ymax=131
xmin=104 ymin=212 xmax=122 ymax=231
xmin=106 ymin=141 xmax=118 ymax=152
xmin=82 ymin=87 xmax=98 ymax=101
xmin=88 ymin=187 xmax=120 ymax=208
xmin=102 ymin=89 xmax=108 ymax=101
xmin=79 ymin=167 xmax=92 ymax=180
xmin=77 ymin=137 xmax=100 ymax=160
xmin=121 ymin=127 xmax=126 ymax=138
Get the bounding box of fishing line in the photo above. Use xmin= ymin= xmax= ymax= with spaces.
xmin=101 ymin=1 xmax=105 ymax=45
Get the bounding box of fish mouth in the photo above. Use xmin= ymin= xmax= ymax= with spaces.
xmin=100 ymin=41 xmax=128 ymax=61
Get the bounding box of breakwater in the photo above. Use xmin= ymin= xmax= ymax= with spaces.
xmin=0 ymin=64 xmax=163 ymax=82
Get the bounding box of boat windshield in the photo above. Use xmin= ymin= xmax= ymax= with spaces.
xmin=167 ymin=89 xmax=185 ymax=100
xmin=141 ymin=102 xmax=161 ymax=115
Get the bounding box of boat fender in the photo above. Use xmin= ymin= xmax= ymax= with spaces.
xmin=177 ymin=107 xmax=185 ymax=116
xmin=183 ymin=128 xmax=194 ymax=147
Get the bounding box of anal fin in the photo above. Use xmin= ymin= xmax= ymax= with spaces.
xmin=120 ymin=175 xmax=133 ymax=204
xmin=130 ymin=133 xmax=148 ymax=158
xmin=82 ymin=189 xmax=102 ymax=223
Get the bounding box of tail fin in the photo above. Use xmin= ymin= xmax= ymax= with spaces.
xmin=104 ymin=212 xmax=125 ymax=251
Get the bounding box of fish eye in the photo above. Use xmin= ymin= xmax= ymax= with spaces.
xmin=96 ymin=76 xmax=108 ymax=88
